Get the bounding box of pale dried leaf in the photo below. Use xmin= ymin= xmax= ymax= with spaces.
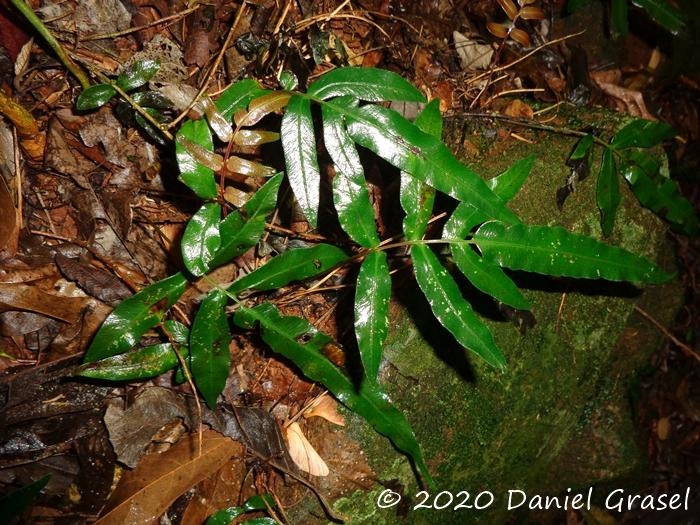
xmin=14 ymin=38 xmax=33 ymax=79
xmin=0 ymin=120 xmax=14 ymax=178
xmin=160 ymin=83 xmax=233 ymax=141
xmin=285 ymin=421 xmax=329 ymax=477
xmin=126 ymin=35 xmax=188 ymax=84
xmin=453 ymin=31 xmax=494 ymax=71
xmin=303 ymin=394 xmax=345 ymax=426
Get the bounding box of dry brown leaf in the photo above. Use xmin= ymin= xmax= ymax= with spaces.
xmin=96 ymin=430 xmax=244 ymax=525
xmin=303 ymin=393 xmax=345 ymax=426
xmin=103 ymin=387 xmax=192 ymax=468
xmin=55 ymin=253 xmax=132 ymax=306
xmin=503 ymin=98 xmax=534 ymax=118
xmin=0 ymin=177 xmax=19 ymax=256
xmin=0 ymin=283 xmax=87 ymax=323
xmin=285 ymin=421 xmax=329 ymax=477
xmin=591 ymin=70 xmax=656 ymax=120
xmin=594 ymin=81 xmax=656 ymax=120
xmin=179 ymin=452 xmax=249 ymax=525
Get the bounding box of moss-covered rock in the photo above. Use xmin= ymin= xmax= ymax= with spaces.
xmin=293 ymin=107 xmax=681 ymax=524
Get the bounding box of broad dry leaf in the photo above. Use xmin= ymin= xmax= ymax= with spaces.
xmin=178 ymin=450 xmax=249 ymax=525
xmin=55 ymin=253 xmax=131 ymax=306
xmin=0 ymin=283 xmax=86 ymax=323
xmin=103 ymin=387 xmax=192 ymax=467
xmin=285 ymin=421 xmax=329 ymax=477
xmin=96 ymin=430 xmax=243 ymax=525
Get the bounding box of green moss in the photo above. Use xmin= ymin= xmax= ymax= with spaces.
xmin=288 ymin=107 xmax=681 ymax=525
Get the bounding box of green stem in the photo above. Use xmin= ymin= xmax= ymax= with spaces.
xmin=8 ymin=0 xmax=91 ymax=89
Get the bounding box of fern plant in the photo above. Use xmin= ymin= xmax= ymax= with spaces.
xmin=561 ymin=119 xmax=698 ymax=236
xmin=566 ymin=0 xmax=686 ymax=35
xmin=76 ymin=67 xmax=674 ymax=487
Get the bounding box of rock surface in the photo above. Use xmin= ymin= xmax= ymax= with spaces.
xmin=294 ymin=107 xmax=681 ymax=524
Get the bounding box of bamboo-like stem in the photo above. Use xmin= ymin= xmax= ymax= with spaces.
xmin=8 ymin=0 xmax=91 ymax=89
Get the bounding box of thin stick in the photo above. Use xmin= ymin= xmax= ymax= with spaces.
xmin=167 ymin=0 xmax=249 ymax=130
xmin=634 ymin=305 xmax=700 ymax=364
xmin=83 ymin=66 xmax=174 ymax=141
xmin=81 ymin=5 xmax=200 ymax=41
xmin=8 ymin=0 xmax=91 ymax=89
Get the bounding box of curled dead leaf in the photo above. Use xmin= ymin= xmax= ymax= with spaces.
xmin=591 ymin=73 xmax=656 ymax=120
xmin=303 ymin=393 xmax=345 ymax=426
xmin=285 ymin=421 xmax=329 ymax=477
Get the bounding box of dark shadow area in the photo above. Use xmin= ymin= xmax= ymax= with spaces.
xmin=393 ymin=272 xmax=477 ymax=384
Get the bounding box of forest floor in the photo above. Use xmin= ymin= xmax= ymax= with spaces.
xmin=1 ymin=0 xmax=699 ymax=524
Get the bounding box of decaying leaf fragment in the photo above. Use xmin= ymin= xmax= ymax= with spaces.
xmin=303 ymin=393 xmax=345 ymax=426
xmin=453 ymin=31 xmax=494 ymax=70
